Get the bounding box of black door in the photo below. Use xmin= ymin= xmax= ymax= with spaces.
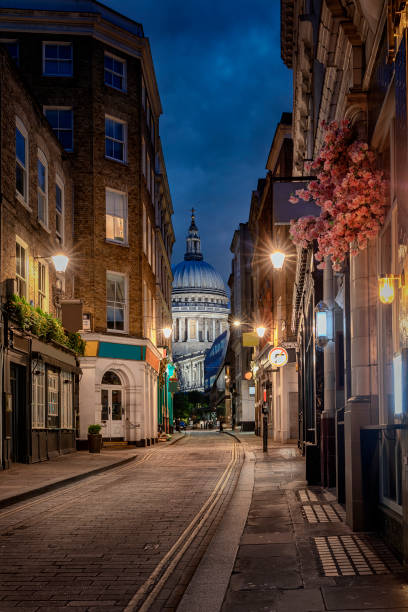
xmin=10 ymin=363 xmax=28 ymax=463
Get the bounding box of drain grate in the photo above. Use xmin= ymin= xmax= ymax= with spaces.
xmin=299 ymin=489 xmax=318 ymax=503
xmin=313 ymin=535 xmax=404 ymax=577
xmin=302 ymin=504 xmax=343 ymax=523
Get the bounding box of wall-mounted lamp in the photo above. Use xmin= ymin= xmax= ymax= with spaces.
xmin=256 ymin=326 xmax=266 ymax=338
xmin=163 ymin=327 xmax=172 ymax=339
xmin=378 ymin=274 xmax=406 ymax=305
xmin=270 ymin=250 xmax=285 ymax=270
xmin=315 ymin=301 xmax=330 ymax=347
xmin=51 ymin=254 xmax=69 ymax=273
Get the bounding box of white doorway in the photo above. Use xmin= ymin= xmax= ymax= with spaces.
xmin=100 ymin=370 xmax=125 ymax=439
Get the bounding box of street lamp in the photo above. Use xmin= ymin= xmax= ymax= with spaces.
xmin=232 ymin=319 xmax=241 ymax=327
xmin=51 ymin=254 xmax=69 ymax=273
xmin=270 ymin=250 xmax=285 ymax=270
xmin=163 ymin=327 xmax=172 ymax=339
xmin=256 ymin=326 xmax=266 ymax=338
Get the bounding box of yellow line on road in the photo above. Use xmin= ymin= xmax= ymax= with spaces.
xmin=124 ymin=442 xmax=240 ymax=612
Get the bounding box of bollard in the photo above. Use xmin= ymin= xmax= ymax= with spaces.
xmin=262 ymin=415 xmax=268 ymax=452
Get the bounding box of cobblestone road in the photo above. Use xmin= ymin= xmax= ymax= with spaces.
xmin=0 ymin=432 xmax=243 ymax=612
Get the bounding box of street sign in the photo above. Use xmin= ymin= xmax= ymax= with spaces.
xmin=268 ymin=346 xmax=288 ymax=367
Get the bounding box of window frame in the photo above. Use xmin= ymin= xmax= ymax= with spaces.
xmin=15 ymin=237 xmax=28 ymax=299
xmin=42 ymin=41 xmax=73 ymax=77
xmin=60 ymin=371 xmax=73 ymax=429
xmin=37 ymin=149 xmax=48 ymax=229
xmin=55 ymin=175 xmax=64 ymax=245
xmin=105 ymin=187 xmax=128 ymax=245
xmin=47 ymin=369 xmax=59 ymax=428
xmin=106 ymin=271 xmax=128 ymax=333
xmin=44 ymin=106 xmax=74 ymax=152
xmin=105 ymin=115 xmax=127 ymax=163
xmin=32 ymin=362 xmax=45 ymax=429
xmin=104 ymin=51 xmax=127 ymax=92
xmin=37 ymin=260 xmax=47 ymax=311
xmin=15 ymin=116 xmax=29 ymax=208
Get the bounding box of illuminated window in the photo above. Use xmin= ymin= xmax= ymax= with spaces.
xmin=32 ymin=362 xmax=45 ymax=428
xmin=38 ymin=261 xmax=47 ymax=311
xmin=106 ymin=189 xmax=127 ymax=244
xmin=16 ymin=240 xmax=27 ymax=298
xmin=107 ymin=272 xmax=126 ymax=331
xmin=47 ymin=370 xmax=59 ymax=428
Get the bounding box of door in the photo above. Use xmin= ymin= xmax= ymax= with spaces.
xmin=10 ymin=363 xmax=28 ymax=463
xmin=100 ymin=370 xmax=124 ymax=439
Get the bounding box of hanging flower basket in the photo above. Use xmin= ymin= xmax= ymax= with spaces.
xmin=289 ymin=120 xmax=387 ymax=271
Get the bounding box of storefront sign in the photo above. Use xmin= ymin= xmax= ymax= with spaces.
xmin=268 ymin=347 xmax=288 ymax=367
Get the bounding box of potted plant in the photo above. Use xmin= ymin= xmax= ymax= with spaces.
xmin=88 ymin=424 xmax=103 ymax=453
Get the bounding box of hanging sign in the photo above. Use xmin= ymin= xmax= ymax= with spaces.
xmin=268 ymin=347 xmax=288 ymax=367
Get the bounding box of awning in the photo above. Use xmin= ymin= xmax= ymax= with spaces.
xmin=31 ymin=338 xmax=80 ymax=373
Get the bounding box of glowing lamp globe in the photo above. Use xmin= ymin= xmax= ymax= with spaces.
xmin=163 ymin=327 xmax=172 ymax=339
xmin=232 ymin=319 xmax=241 ymax=327
xmin=378 ymin=277 xmax=395 ymax=305
xmin=256 ymin=326 xmax=266 ymax=338
xmin=270 ymin=251 xmax=285 ymax=270
xmin=51 ymin=254 xmax=69 ymax=273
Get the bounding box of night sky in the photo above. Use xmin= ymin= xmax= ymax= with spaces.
xmin=104 ymin=0 xmax=293 ymax=282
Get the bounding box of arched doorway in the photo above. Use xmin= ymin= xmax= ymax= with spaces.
xmin=101 ymin=370 xmax=124 ymax=440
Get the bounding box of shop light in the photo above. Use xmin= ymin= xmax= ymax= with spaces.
xmin=315 ymin=301 xmax=329 ymax=347
xmin=270 ymin=251 xmax=285 ymax=270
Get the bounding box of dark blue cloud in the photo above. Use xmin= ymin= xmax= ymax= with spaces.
xmin=104 ymin=0 xmax=292 ymax=280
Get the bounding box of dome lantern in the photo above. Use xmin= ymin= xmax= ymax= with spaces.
xmin=184 ymin=207 xmax=203 ymax=261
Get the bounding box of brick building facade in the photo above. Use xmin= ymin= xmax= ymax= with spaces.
xmin=0 ymin=1 xmax=174 ymax=447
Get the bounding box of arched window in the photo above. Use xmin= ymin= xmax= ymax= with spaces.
xmin=101 ymin=370 xmax=121 ymax=385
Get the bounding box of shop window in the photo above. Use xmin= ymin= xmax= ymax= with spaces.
xmin=47 ymin=370 xmax=59 ymax=428
xmin=32 ymin=362 xmax=45 ymax=428
xmin=61 ymin=371 xmax=73 ymax=429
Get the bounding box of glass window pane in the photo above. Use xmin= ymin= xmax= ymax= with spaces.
xmin=58 ymin=45 xmax=72 ymax=60
xmin=38 ymin=160 xmax=45 ymax=190
xmin=113 ymin=59 xmax=124 ymax=74
xmin=115 ymin=278 xmax=125 ymax=301
xmin=102 ymin=371 xmax=121 ymax=385
xmin=113 ymin=74 xmax=122 ymax=89
xmin=107 ymin=279 xmax=116 ymax=300
xmin=45 ymin=59 xmax=59 ymax=74
xmin=105 ymin=139 xmax=114 ymax=158
xmin=107 ymin=307 xmax=115 ymax=328
xmin=113 ymin=141 xmax=123 ymax=160
xmin=16 ymin=163 xmax=25 ymax=196
xmin=104 ymin=70 xmax=112 ymax=86
xmin=114 ymin=122 xmax=123 ymax=140
xmin=45 ymin=109 xmax=58 ymax=128
xmin=104 ymin=55 xmax=113 ymax=70
xmin=58 ymin=110 xmax=72 ymax=129
xmin=112 ymin=390 xmax=122 ymax=419
xmin=15 ymin=128 xmax=25 ymax=165
xmin=101 ymin=389 xmax=109 ymax=420
xmin=45 ymin=44 xmax=58 ymax=59
xmin=56 ymin=184 xmax=62 ymax=212
xmin=59 ymin=60 xmax=72 ymax=75
xmin=105 ymin=118 xmax=113 ymax=138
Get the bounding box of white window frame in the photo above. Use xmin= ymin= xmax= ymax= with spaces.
xmin=105 ymin=115 xmax=127 ymax=163
xmin=47 ymin=370 xmax=59 ymax=428
xmin=32 ymin=362 xmax=45 ymax=428
xmin=15 ymin=236 xmax=28 ymax=299
xmin=37 ymin=260 xmax=48 ymax=311
xmin=104 ymin=51 xmax=127 ymax=92
xmin=44 ymin=106 xmax=73 ymax=152
xmin=15 ymin=116 xmax=29 ymax=207
xmin=42 ymin=41 xmax=73 ymax=77
xmin=60 ymin=371 xmax=73 ymax=429
xmin=106 ymin=271 xmax=128 ymax=333
xmin=55 ymin=175 xmax=64 ymax=245
xmin=105 ymin=187 xmax=128 ymax=245
xmin=37 ymin=148 xmax=48 ymax=228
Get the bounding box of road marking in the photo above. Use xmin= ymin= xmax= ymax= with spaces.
xmin=124 ymin=442 xmax=241 ymax=612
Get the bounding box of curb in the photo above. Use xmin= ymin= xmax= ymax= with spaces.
xmin=220 ymin=430 xmax=242 ymax=443
xmin=167 ymin=431 xmax=187 ymax=446
xmin=0 ymin=454 xmax=138 ymax=510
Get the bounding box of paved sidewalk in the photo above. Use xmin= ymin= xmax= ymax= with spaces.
xmin=221 ymin=435 xmax=408 ymax=612
xmin=0 ymin=433 xmax=185 ymax=508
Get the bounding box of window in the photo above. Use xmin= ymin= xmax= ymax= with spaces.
xmin=143 ymin=204 xmax=147 ymax=253
xmin=43 ymin=42 xmax=73 ymax=76
xmin=61 ymin=371 xmax=73 ymax=429
xmin=147 ymin=216 xmax=151 ymax=265
xmin=142 ymin=76 xmax=146 ymax=109
xmin=104 ymin=52 xmax=126 ymax=91
xmin=15 ymin=118 xmax=28 ymax=203
xmin=47 ymin=370 xmax=59 ymax=428
xmin=142 ymin=137 xmax=146 ymax=176
xmin=106 ymin=189 xmax=127 ymax=244
xmin=147 ymin=154 xmax=151 ymax=191
xmin=105 ymin=116 xmax=126 ymax=162
xmin=107 ymin=272 xmax=126 ymax=331
xmin=16 ymin=240 xmax=27 ymax=298
xmin=1 ymin=40 xmax=19 ymax=64
xmin=151 ymin=167 xmax=154 ymax=201
xmin=55 ymin=178 xmax=64 ymax=244
xmin=32 ymin=362 xmax=45 ymax=428
xmin=37 ymin=150 xmax=48 ymax=226
xmin=44 ymin=108 xmax=73 ymax=151
xmin=38 ymin=261 xmax=47 ymax=311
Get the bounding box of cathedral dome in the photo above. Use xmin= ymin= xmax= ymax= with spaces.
xmin=172 ymin=259 xmax=227 ymax=295
xmin=172 ymin=209 xmax=227 ymax=297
